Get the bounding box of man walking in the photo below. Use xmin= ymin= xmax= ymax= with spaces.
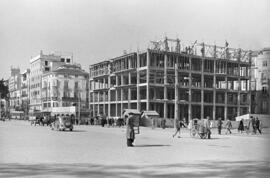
xmin=172 ymin=118 xmax=182 ymax=138
xmin=126 ymin=113 xmax=135 ymax=147
xmin=217 ymin=117 xmax=223 ymax=135
xmin=252 ymin=117 xmax=257 ymax=134
xmin=225 ymin=119 xmax=232 ymax=134
xmin=255 ymin=117 xmax=262 ymax=134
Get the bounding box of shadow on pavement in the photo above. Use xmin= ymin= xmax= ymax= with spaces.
xmin=1 ymin=160 xmax=269 ymax=178
xmin=70 ymin=130 xmax=87 ymax=132
xmin=135 ymin=144 xmax=171 ymax=147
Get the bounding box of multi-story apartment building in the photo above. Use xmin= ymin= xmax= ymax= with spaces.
xmin=251 ymin=48 xmax=270 ymax=114
xmin=8 ymin=67 xmax=21 ymax=109
xmin=20 ymin=69 xmax=30 ymax=114
xmin=42 ymin=64 xmax=89 ymax=114
xmin=89 ymin=38 xmax=251 ymax=123
xmin=29 ymin=51 xmax=72 ymax=111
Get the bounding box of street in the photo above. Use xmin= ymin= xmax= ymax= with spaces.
xmin=0 ymin=120 xmax=269 ymax=178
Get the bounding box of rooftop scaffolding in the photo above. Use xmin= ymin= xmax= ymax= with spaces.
xmin=149 ymin=37 xmax=251 ymax=63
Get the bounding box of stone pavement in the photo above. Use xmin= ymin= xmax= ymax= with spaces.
xmin=0 ymin=120 xmax=269 ymax=177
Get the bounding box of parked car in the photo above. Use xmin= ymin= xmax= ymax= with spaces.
xmin=51 ymin=116 xmax=73 ymax=131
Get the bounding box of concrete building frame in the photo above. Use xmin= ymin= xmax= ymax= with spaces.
xmin=89 ymin=38 xmax=251 ymax=123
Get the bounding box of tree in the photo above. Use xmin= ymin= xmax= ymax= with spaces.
xmin=0 ymin=79 xmax=9 ymax=99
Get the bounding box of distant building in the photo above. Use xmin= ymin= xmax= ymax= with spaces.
xmin=251 ymin=48 xmax=270 ymax=114
xmin=42 ymin=64 xmax=89 ymax=116
xmin=8 ymin=67 xmax=21 ymax=109
xmin=29 ymin=51 xmax=72 ymax=111
xmin=20 ymin=69 xmax=30 ymax=114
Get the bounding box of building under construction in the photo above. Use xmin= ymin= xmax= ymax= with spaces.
xmin=89 ymin=37 xmax=251 ymax=123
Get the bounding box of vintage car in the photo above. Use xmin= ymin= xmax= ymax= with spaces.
xmin=51 ymin=116 xmax=73 ymax=131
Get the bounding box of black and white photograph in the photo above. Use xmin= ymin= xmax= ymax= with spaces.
xmin=0 ymin=0 xmax=269 ymax=177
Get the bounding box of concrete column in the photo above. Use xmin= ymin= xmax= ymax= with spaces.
xmin=108 ymin=76 xmax=111 ymax=118
xmin=103 ymin=92 xmax=106 ymax=115
xmin=164 ymin=54 xmax=168 ymax=119
xmin=237 ymin=57 xmax=241 ymax=116
xmin=146 ymin=50 xmax=150 ymax=111
xmin=128 ymin=72 xmax=131 ymax=108
xmin=137 ymin=52 xmax=141 ymax=111
xmin=97 ymin=92 xmax=100 ymax=115
xmin=224 ymin=76 xmax=228 ymax=120
xmin=115 ymin=76 xmax=118 ymax=117
xmin=93 ymin=80 xmax=96 ymax=90
xmin=224 ymin=60 xmax=228 ymax=120
xmin=213 ymin=45 xmax=217 ymax=120
xmin=120 ymin=74 xmax=124 ymax=113
xmin=174 ymin=64 xmax=179 ymax=128
xmin=201 ymin=58 xmax=204 ymax=119
xmin=92 ymin=92 xmax=95 ymax=117
xmin=248 ymin=51 xmax=252 ymax=114
xmin=103 ymin=78 xmax=106 ymax=89
xmin=188 ymin=57 xmax=192 ymax=122
xmin=213 ymin=74 xmax=216 ymax=120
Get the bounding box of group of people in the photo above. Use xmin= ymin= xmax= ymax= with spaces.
xmin=88 ymin=116 xmax=126 ymax=127
xmin=216 ymin=118 xmax=233 ymax=135
xmin=238 ymin=117 xmax=262 ymax=134
xmin=171 ymin=116 xmax=263 ymax=140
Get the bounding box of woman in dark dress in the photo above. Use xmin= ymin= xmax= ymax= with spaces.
xmin=238 ymin=119 xmax=244 ymax=133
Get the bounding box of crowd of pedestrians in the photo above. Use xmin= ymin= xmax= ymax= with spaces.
xmin=238 ymin=117 xmax=262 ymax=134
xmin=87 ymin=115 xmax=126 ymax=128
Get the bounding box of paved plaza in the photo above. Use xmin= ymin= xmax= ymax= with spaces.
xmin=0 ymin=120 xmax=269 ymax=177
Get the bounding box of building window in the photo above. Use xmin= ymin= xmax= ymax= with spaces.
xmin=45 ymin=61 xmax=48 ymax=66
xmin=262 ymin=87 xmax=268 ymax=94
xmin=61 ymin=58 xmax=65 ymax=62
xmin=263 ymin=61 xmax=267 ymax=67
xmin=63 ymin=81 xmax=69 ymax=97
xmin=66 ymin=58 xmax=71 ymax=63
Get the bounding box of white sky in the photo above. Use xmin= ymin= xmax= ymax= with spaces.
xmin=0 ymin=0 xmax=270 ymax=78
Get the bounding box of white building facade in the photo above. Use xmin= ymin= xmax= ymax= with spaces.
xmin=41 ymin=64 xmax=89 ymax=113
xmin=29 ymin=51 xmax=72 ymax=111
xmin=8 ymin=67 xmax=21 ymax=109
xmin=251 ymin=48 xmax=270 ymax=114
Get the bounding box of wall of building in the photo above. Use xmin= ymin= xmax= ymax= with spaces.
xmin=42 ymin=65 xmax=88 ymax=112
xmin=89 ymin=46 xmax=251 ymax=122
xmin=29 ymin=51 xmax=72 ymax=111
xmin=250 ymin=48 xmax=270 ymax=114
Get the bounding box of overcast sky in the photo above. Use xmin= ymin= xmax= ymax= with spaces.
xmin=0 ymin=0 xmax=270 ymax=79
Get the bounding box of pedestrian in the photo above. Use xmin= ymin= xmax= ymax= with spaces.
xmin=161 ymin=118 xmax=166 ymax=129
xmin=205 ymin=116 xmax=211 ymax=139
xmin=126 ymin=113 xmax=135 ymax=147
xmin=251 ymin=116 xmax=256 ymax=134
xmin=101 ymin=115 xmax=106 ymax=127
xmin=225 ymin=119 xmax=232 ymax=134
xmin=238 ymin=119 xmax=244 ymax=133
xmin=217 ymin=117 xmax=223 ymax=135
xmin=173 ymin=118 xmax=185 ymax=138
xmin=90 ymin=117 xmax=94 ymax=125
xmin=255 ymin=117 xmax=262 ymax=134
xmin=246 ymin=118 xmax=252 ymax=134
xmin=151 ymin=117 xmax=156 ymax=129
